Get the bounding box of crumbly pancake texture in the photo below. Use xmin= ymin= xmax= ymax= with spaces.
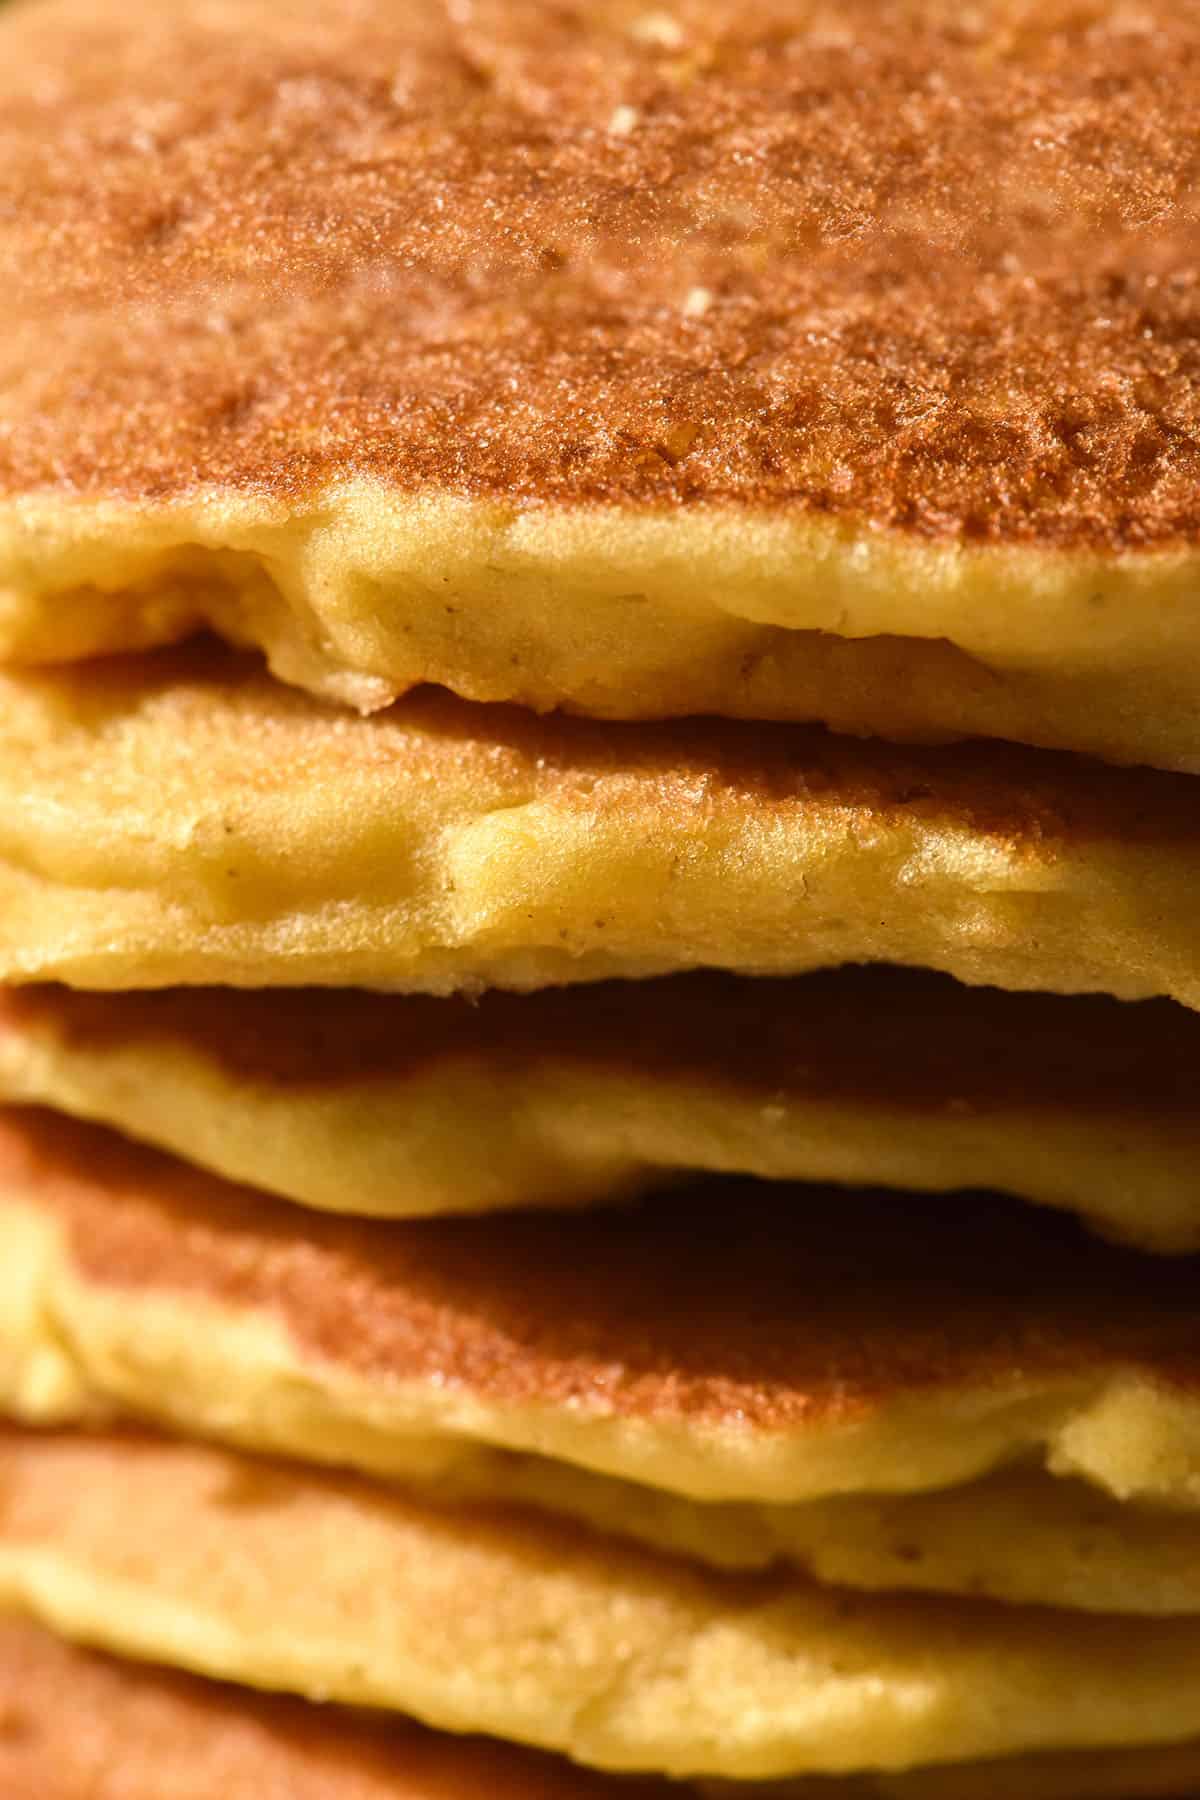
xmin=8 ymin=1619 xmax=1200 ymax=1800
xmin=7 ymin=1107 xmax=1200 ymax=1533
xmin=14 ymin=1427 xmax=1200 ymax=1779
xmin=6 ymin=646 xmax=1200 ymax=1001
xmin=3 ymin=971 xmax=1200 ymax=1249
xmin=4 ymin=3 xmax=1200 ymax=774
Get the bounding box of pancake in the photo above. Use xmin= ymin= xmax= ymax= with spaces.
xmin=6 ymin=1105 xmax=1200 ymax=1535
xmin=2 ymin=970 xmax=1200 ymax=1250
xmin=6 ymin=646 xmax=1200 ymax=1001
xmin=13 ymin=1099 xmax=1200 ymax=1617
xmin=14 ymin=1157 xmax=1200 ymax=1624
xmin=4 ymin=3 xmax=1200 ymax=777
xmin=15 ymin=1425 xmax=1200 ymax=1780
xmin=0 ymin=1614 xmax=672 ymax=1800
xmin=8 ymin=1620 xmax=1200 ymax=1800
xmin=458 ymin=1457 xmax=1200 ymax=1616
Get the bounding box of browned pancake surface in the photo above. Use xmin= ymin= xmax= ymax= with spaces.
xmin=4 ymin=967 xmax=1196 ymax=1117
xmin=8 ymin=1109 xmax=1200 ymax=1431
xmin=4 ymin=0 xmax=1200 ymax=549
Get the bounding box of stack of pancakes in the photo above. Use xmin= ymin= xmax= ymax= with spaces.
xmin=3 ymin=0 xmax=1200 ymax=1793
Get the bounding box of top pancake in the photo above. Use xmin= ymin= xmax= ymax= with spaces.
xmin=11 ymin=0 xmax=1200 ymax=536
xmin=3 ymin=0 xmax=1200 ymax=765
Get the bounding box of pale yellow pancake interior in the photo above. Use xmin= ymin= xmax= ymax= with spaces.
xmin=9 ymin=1605 xmax=1200 ymax=1800
xmin=13 ymin=1428 xmax=1200 ymax=1781
xmin=5 ymin=487 xmax=1200 ymax=776
xmin=5 ymin=646 xmax=1200 ymax=1002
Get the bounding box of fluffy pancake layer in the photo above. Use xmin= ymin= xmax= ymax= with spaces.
xmin=8 ymin=490 xmax=1200 ymax=778
xmin=4 ymin=2 xmax=1200 ymax=771
xmin=13 ymin=1426 xmax=1200 ymax=1779
xmin=9 ymin=1617 xmax=1200 ymax=1800
xmin=0 ymin=1613 xmax=673 ymax=1800
xmin=6 ymin=646 xmax=1200 ymax=1000
xmin=7 ymin=1107 xmax=1200 ymax=1540
xmin=2 ymin=970 xmax=1199 ymax=1249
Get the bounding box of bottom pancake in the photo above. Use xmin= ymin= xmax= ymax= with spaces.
xmin=9 ymin=1429 xmax=1200 ymax=1781
xmin=5 ymin=1613 xmax=1200 ymax=1800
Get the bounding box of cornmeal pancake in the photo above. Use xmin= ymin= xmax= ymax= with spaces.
xmin=8 ymin=1620 xmax=1200 ymax=1800
xmin=4 ymin=3 xmax=1200 ymax=776
xmin=6 ymin=646 xmax=1200 ymax=1000
xmin=0 ymin=1614 xmax=673 ymax=1800
xmin=13 ymin=1426 xmax=1200 ymax=1780
xmin=8 ymin=1107 xmax=1200 ymax=1534
xmin=3 ymin=970 xmax=1200 ymax=1249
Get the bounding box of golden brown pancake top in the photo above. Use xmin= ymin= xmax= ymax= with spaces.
xmin=5 ymin=968 xmax=1200 ymax=1117
xmin=9 ymin=1108 xmax=1200 ymax=1429
xmin=4 ymin=0 xmax=1200 ymax=549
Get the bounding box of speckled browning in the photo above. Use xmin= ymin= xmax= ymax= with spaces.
xmin=3 ymin=0 xmax=1200 ymax=547
xmin=6 ymin=1107 xmax=1200 ymax=1428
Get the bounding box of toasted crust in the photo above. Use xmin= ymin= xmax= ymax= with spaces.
xmin=6 ymin=1106 xmax=1200 ymax=1508
xmin=4 ymin=0 xmax=1200 ymax=546
xmin=10 ymin=1105 xmax=1200 ymax=1430
xmin=4 ymin=3 xmax=1200 ymax=764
